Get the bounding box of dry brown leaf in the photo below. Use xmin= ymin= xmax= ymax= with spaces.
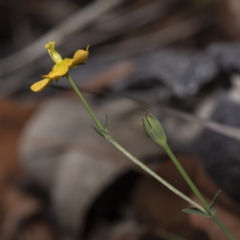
xmin=0 ymin=185 xmax=43 ymax=240
xmin=0 ymin=99 xmax=36 ymax=184
xmin=17 ymin=222 xmax=56 ymax=240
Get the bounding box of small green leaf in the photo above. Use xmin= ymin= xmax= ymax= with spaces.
xmin=92 ymin=125 xmax=108 ymax=138
xmin=182 ymin=208 xmax=209 ymax=217
xmin=104 ymin=114 xmax=109 ymax=132
xmin=210 ymin=190 xmax=221 ymax=215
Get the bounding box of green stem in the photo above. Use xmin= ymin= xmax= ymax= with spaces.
xmin=66 ymin=73 xmax=103 ymax=129
xmin=212 ymin=215 xmax=235 ymax=240
xmin=163 ymin=143 xmax=210 ymax=212
xmin=106 ymin=135 xmax=207 ymax=213
xmin=162 ymin=143 xmax=235 ymax=240
xmin=65 ymin=73 xmax=206 ymax=213
xmin=66 ymin=73 xmax=234 ymax=240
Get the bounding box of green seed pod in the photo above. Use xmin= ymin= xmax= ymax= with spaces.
xmin=142 ymin=113 xmax=167 ymax=146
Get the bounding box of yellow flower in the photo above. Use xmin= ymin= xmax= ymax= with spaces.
xmin=31 ymin=42 xmax=89 ymax=92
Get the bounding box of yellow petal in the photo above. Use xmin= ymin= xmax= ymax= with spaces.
xmin=62 ymin=58 xmax=73 ymax=66
xmin=70 ymin=46 xmax=89 ymax=67
xmin=42 ymin=62 xmax=69 ymax=79
xmin=30 ymin=79 xmax=52 ymax=92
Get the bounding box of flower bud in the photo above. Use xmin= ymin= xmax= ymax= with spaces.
xmin=71 ymin=45 xmax=89 ymax=66
xmin=142 ymin=113 xmax=167 ymax=146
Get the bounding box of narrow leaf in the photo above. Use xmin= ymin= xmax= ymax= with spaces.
xmin=92 ymin=125 xmax=108 ymax=138
xmin=210 ymin=190 xmax=221 ymax=215
xmin=182 ymin=208 xmax=209 ymax=217
xmin=104 ymin=114 xmax=109 ymax=132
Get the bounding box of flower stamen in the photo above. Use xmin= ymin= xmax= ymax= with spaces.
xmin=45 ymin=41 xmax=62 ymax=64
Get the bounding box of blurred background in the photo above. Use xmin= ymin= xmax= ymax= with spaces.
xmin=1 ymin=0 xmax=240 ymax=239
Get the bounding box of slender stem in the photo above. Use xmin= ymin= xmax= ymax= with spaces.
xmin=162 ymin=143 xmax=235 ymax=240
xmin=212 ymin=215 xmax=235 ymax=240
xmin=106 ymin=136 xmax=206 ymax=213
xmin=66 ymin=73 xmax=103 ymax=129
xmin=66 ymin=73 xmax=234 ymax=239
xmin=65 ymin=73 xmax=206 ymax=212
xmin=163 ymin=143 xmax=210 ymax=212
